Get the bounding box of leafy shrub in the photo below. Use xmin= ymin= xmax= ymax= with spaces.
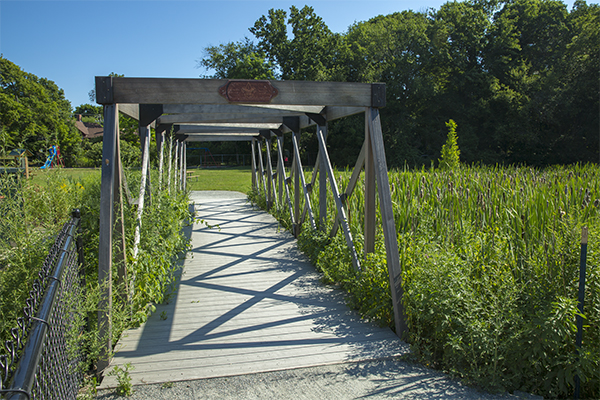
xmin=438 ymin=119 xmax=460 ymax=170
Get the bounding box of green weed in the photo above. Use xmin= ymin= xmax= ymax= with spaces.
xmin=108 ymin=363 xmax=134 ymax=397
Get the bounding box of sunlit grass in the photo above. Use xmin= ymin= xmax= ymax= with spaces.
xmin=186 ymin=166 xmax=252 ymax=192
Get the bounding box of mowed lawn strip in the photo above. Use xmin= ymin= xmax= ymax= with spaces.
xmin=186 ymin=166 xmax=252 ymax=192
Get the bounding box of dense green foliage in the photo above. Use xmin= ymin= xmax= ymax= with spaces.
xmin=0 ymin=152 xmax=191 ymax=373
xmin=0 ymin=172 xmax=88 ymax=342
xmin=0 ymin=56 xmax=81 ymax=166
xmin=73 ymin=102 xmax=143 ymax=169
xmin=199 ymin=38 xmax=275 ymax=80
xmin=201 ymin=0 xmax=599 ymax=167
xmin=0 ymin=62 xmax=143 ymax=169
xmin=252 ymin=164 xmax=599 ymax=399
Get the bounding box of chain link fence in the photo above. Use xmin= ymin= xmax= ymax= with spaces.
xmin=0 ymin=210 xmax=85 ymax=400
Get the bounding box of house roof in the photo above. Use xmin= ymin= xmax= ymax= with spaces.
xmin=75 ymin=115 xmax=104 ymax=139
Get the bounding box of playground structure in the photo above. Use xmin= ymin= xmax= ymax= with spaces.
xmin=1 ymin=149 xmax=32 ymax=178
xmin=94 ymin=77 xmax=404 ymax=376
xmin=40 ymin=145 xmax=64 ymax=169
xmin=187 ymin=147 xmax=221 ymax=167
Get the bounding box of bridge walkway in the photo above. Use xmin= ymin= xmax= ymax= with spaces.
xmin=99 ymin=191 xmax=407 ymax=388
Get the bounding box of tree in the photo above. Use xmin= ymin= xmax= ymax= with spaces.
xmin=250 ymin=5 xmax=344 ymax=81
xmin=0 ymin=56 xmax=80 ymax=166
xmin=195 ymin=1 xmax=598 ymax=168
xmin=199 ymin=38 xmax=275 ymax=80
xmin=74 ymin=104 xmax=103 ymax=125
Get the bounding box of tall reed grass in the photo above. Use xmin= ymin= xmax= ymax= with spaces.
xmin=254 ymin=163 xmax=599 ymax=399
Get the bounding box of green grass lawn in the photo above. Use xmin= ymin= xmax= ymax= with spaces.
xmin=29 ymin=167 xmax=101 ymax=185
xmin=186 ymin=166 xmax=252 ymax=193
xmin=26 ymin=166 xmax=252 ymax=193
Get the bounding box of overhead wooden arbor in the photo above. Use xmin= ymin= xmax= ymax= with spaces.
xmin=95 ymin=77 xmax=406 ymax=373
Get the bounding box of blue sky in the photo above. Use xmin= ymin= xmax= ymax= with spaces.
xmin=1 ymin=0 xmax=576 ymax=109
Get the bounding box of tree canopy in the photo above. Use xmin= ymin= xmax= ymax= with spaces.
xmin=1 ymin=56 xmax=81 ymax=166
xmin=199 ymin=0 xmax=599 ymax=167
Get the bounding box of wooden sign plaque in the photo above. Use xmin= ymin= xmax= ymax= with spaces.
xmin=218 ymin=80 xmax=279 ymax=103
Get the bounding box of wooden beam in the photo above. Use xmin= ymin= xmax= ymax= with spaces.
xmin=318 ymin=125 xmax=327 ymax=231
xmin=119 ymin=103 xmax=139 ymax=121
xmin=251 ymin=138 xmax=257 ymax=190
xmin=183 ymin=142 xmax=187 ymax=191
xmin=256 ymin=138 xmax=267 ymax=197
xmin=293 ymin=149 xmax=300 ymax=237
xmin=173 ymin=140 xmax=179 ymax=192
xmin=276 ymin=135 xmax=295 ymax=233
xmin=180 ymin=140 xmax=185 ymax=191
xmin=276 ymin=133 xmax=283 ymax=204
xmin=316 ymin=124 xmax=361 ymax=271
xmin=167 ymin=136 xmax=173 ymax=194
xmin=175 ymin=126 xmax=267 ymax=134
xmin=180 ymin=122 xmax=284 ymax=129
xmin=367 ymin=107 xmax=406 ymax=338
xmin=244 ymin=104 xmax=327 ymax=113
xmin=158 ymin=131 xmax=165 ymax=190
xmin=291 ymin=130 xmax=315 ymax=230
xmin=113 ymin=135 xmax=128 ymax=306
xmin=165 ymin=107 xmax=364 ymax=133
xmin=184 ymin=135 xmax=255 ymax=142
xmin=139 ymin=104 xmax=163 ymax=126
xmin=331 ymin=140 xmax=366 ymax=238
xmin=133 ymin=126 xmax=151 ymax=260
xmin=301 ymin=152 xmax=320 ymax=229
xmin=162 ymin=103 xmax=325 ymax=115
xmin=97 ymin=103 xmax=118 ymax=375
xmin=140 ymin=124 xmax=152 ymax=206
xmin=365 ymin=116 xmax=376 ymax=255
xmin=265 ymin=137 xmax=277 ymax=210
xmin=104 ymin=77 xmax=378 ymax=107
xmin=160 ymin=114 xmax=294 ymax=125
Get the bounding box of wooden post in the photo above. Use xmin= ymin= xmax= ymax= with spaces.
xmin=97 ymin=103 xmax=118 ymax=374
xmin=293 ymin=135 xmax=300 ymax=237
xmin=158 ymin=130 xmax=165 ymax=191
xmin=331 ymin=140 xmax=366 ymax=238
xmin=365 ymin=114 xmax=376 ymax=255
xmin=256 ymin=138 xmax=267 ymax=197
xmin=23 ymin=154 xmax=29 ymax=179
xmin=113 ymin=135 xmax=129 ymax=305
xmin=173 ymin=140 xmax=179 ymax=192
xmin=140 ymin=125 xmax=152 ymax=207
xmin=291 ymin=129 xmax=316 ymax=230
xmin=277 ymin=135 xmax=283 ymax=205
xmin=276 ymin=133 xmax=295 ymax=233
xmin=133 ymin=126 xmax=151 ymax=260
xmin=167 ymin=136 xmax=173 ymax=195
xmin=179 ymin=140 xmax=185 ymax=191
xmin=316 ymin=124 xmax=360 ymax=271
xmin=265 ymin=136 xmax=276 ymax=210
xmin=319 ymin=124 xmax=328 ymax=231
xmin=251 ymin=138 xmax=257 ymax=190
xmin=367 ymin=107 xmax=407 ymax=338
xmin=183 ymin=142 xmax=187 ymax=191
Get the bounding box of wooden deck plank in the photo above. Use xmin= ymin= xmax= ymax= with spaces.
xmin=99 ymin=191 xmax=407 ymax=388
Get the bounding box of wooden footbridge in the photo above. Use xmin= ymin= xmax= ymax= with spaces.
xmin=95 ymin=77 xmax=407 ymax=383
xmin=99 ymin=191 xmax=407 ymax=387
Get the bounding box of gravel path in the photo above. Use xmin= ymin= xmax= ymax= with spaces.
xmin=97 ymin=357 xmax=540 ymax=400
